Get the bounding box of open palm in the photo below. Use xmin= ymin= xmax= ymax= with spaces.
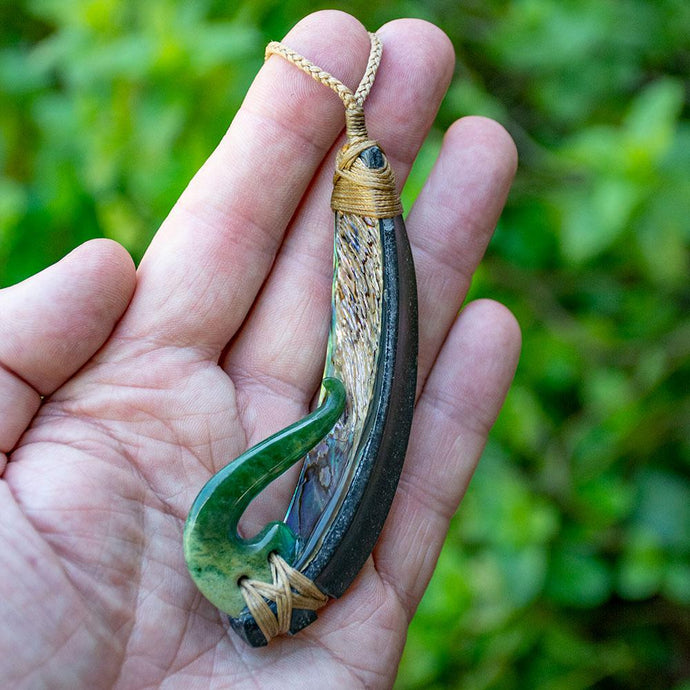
xmin=0 ymin=12 xmax=520 ymax=689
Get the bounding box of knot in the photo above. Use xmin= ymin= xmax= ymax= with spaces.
xmin=240 ymin=553 xmax=328 ymax=643
xmin=265 ymin=32 xmax=402 ymax=219
xmin=331 ymin=137 xmax=403 ymax=219
xmin=345 ymin=107 xmax=368 ymax=141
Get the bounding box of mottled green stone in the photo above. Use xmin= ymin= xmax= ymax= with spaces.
xmin=183 ymin=377 xmax=346 ymax=617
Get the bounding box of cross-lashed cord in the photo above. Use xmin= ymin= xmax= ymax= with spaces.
xmin=240 ymin=553 xmax=328 ymax=643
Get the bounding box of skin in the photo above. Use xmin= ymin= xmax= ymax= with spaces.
xmin=0 ymin=11 xmax=520 ymax=690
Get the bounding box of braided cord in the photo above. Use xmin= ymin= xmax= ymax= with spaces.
xmin=353 ymin=32 xmax=383 ymax=106
xmin=266 ymin=30 xmax=401 ymax=218
xmin=265 ymin=32 xmax=382 ymax=111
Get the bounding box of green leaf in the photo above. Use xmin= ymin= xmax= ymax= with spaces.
xmin=663 ymin=560 xmax=690 ymax=604
xmin=633 ymin=469 xmax=690 ymax=551
xmin=559 ymin=177 xmax=641 ymax=261
xmin=623 ymin=77 xmax=685 ymax=162
xmin=617 ymin=530 xmax=666 ymax=600
xmin=546 ymin=545 xmax=612 ymax=607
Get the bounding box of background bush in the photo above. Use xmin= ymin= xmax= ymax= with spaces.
xmin=2 ymin=1 xmax=688 ymax=687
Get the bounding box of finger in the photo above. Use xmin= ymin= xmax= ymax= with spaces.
xmin=224 ymin=19 xmax=456 ymax=439
xmin=408 ymin=116 xmax=518 ymax=396
xmin=373 ymin=299 xmax=521 ymax=617
xmin=0 ymin=240 xmax=136 ymax=460
xmin=118 ymin=11 xmax=373 ymax=353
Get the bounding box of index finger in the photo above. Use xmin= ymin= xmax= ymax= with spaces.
xmin=117 ymin=11 xmax=373 ymax=354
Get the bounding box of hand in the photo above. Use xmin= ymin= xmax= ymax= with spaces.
xmin=0 ymin=11 xmax=520 ymax=689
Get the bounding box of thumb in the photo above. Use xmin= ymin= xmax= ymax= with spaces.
xmin=0 ymin=239 xmax=136 ymax=462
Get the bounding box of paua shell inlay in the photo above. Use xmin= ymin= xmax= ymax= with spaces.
xmin=286 ymin=211 xmax=384 ymax=545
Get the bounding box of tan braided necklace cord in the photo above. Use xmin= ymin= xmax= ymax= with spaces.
xmin=265 ymin=32 xmax=402 ymax=219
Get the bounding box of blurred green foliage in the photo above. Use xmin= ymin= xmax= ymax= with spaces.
xmin=2 ymin=0 xmax=689 ymax=687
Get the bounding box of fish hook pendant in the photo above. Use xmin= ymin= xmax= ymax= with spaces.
xmin=184 ymin=33 xmax=418 ymax=647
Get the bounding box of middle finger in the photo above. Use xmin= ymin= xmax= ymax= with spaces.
xmin=224 ymin=17 xmax=456 ymax=444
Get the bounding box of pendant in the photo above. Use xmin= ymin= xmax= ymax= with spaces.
xmin=183 ymin=33 xmax=418 ymax=647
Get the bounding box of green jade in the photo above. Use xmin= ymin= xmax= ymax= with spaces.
xmin=183 ymin=377 xmax=346 ymax=617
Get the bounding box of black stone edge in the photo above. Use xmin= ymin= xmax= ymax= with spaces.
xmin=228 ymin=146 xmax=418 ymax=647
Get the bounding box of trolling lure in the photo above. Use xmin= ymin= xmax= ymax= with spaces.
xmin=184 ymin=32 xmax=418 ymax=647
